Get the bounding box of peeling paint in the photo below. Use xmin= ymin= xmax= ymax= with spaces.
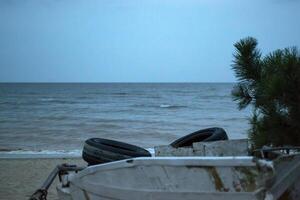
xmin=205 ymin=167 xmax=228 ymax=192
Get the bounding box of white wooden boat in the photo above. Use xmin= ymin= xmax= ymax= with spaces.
xmin=54 ymin=141 xmax=300 ymax=200
xmin=57 ymin=157 xmax=269 ymax=200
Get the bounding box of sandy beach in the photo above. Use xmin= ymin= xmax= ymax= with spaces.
xmin=0 ymin=158 xmax=87 ymax=200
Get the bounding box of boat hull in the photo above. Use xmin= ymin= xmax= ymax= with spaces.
xmin=57 ymin=156 xmax=274 ymax=200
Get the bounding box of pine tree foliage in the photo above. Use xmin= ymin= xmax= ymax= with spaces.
xmin=232 ymin=37 xmax=300 ymax=148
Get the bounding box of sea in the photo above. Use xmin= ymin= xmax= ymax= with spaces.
xmin=0 ymin=83 xmax=251 ymax=158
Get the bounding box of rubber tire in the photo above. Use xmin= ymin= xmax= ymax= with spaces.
xmin=82 ymin=138 xmax=151 ymax=165
xmin=170 ymin=127 xmax=228 ymax=148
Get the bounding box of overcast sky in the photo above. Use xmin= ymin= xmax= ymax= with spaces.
xmin=0 ymin=0 xmax=300 ymax=82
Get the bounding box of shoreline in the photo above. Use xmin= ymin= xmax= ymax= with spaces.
xmin=0 ymin=154 xmax=81 ymax=159
xmin=0 ymin=149 xmax=82 ymax=159
xmin=0 ymin=157 xmax=87 ymax=200
xmin=0 ymin=148 xmax=155 ymax=159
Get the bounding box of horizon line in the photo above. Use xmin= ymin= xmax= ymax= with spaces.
xmin=0 ymin=81 xmax=236 ymax=84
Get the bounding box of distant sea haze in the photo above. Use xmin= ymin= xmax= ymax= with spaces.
xmin=0 ymin=83 xmax=251 ymax=156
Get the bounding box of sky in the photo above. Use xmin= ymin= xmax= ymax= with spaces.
xmin=0 ymin=0 xmax=300 ymax=82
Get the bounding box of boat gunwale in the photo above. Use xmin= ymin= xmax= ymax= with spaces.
xmin=73 ymin=156 xmax=256 ymax=178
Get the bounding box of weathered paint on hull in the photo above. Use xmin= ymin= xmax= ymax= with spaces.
xmin=57 ymin=157 xmax=275 ymax=200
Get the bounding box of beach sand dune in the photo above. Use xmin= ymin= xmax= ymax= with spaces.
xmin=0 ymin=158 xmax=86 ymax=200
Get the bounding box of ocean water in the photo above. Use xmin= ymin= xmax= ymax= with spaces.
xmin=0 ymin=83 xmax=251 ymax=157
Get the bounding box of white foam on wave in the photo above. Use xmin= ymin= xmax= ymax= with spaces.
xmin=159 ymin=104 xmax=186 ymax=109
xmin=0 ymin=148 xmax=155 ymax=159
xmin=40 ymin=97 xmax=55 ymax=101
xmin=159 ymin=104 xmax=172 ymax=108
xmin=0 ymin=149 xmax=82 ymax=159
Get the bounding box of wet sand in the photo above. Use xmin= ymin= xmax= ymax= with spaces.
xmin=0 ymin=158 xmax=87 ymax=200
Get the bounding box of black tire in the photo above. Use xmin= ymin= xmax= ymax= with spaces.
xmin=82 ymin=138 xmax=151 ymax=165
xmin=170 ymin=127 xmax=228 ymax=148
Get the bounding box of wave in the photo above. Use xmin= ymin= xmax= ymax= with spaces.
xmin=40 ymin=98 xmax=55 ymax=101
xmin=0 ymin=149 xmax=82 ymax=159
xmin=0 ymin=147 xmax=23 ymax=152
xmin=0 ymin=148 xmax=155 ymax=158
xmin=110 ymin=92 xmax=129 ymax=96
xmin=159 ymin=104 xmax=187 ymax=109
xmin=37 ymin=97 xmax=78 ymax=104
xmin=131 ymin=103 xmax=187 ymax=109
xmin=196 ymin=95 xmax=231 ymax=99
